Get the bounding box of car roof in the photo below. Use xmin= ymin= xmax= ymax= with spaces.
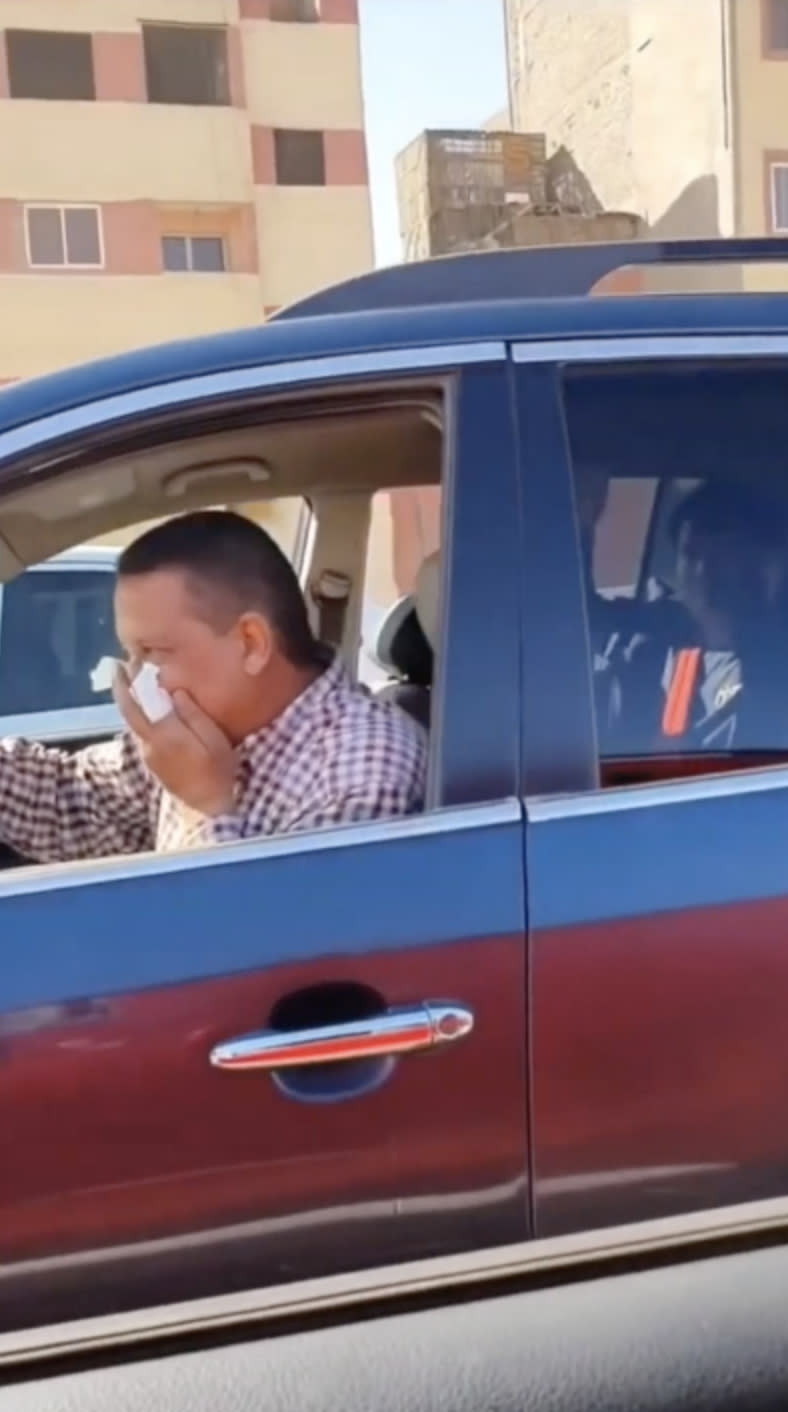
xmin=1 ymin=241 xmax=788 ymax=438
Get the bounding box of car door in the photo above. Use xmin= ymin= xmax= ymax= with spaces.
xmin=0 ymin=344 xmax=528 ymax=1333
xmin=514 ymin=333 xmax=788 ymax=1240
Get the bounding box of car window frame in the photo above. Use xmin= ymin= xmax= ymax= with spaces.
xmin=0 ymin=340 xmax=518 ymax=892
xmin=512 ymin=330 xmax=788 ymax=797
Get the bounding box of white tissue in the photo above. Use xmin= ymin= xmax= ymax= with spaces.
xmin=131 ymin=661 xmax=174 ymax=723
xmin=90 ymin=655 xmax=117 ymax=694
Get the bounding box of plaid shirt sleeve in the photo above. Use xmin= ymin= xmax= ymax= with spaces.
xmin=0 ymin=732 xmax=156 ymax=863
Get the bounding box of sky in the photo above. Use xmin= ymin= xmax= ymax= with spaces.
xmin=358 ymin=0 xmax=509 ymax=267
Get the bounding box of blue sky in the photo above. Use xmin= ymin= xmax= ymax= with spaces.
xmin=358 ymin=0 xmax=508 ymax=267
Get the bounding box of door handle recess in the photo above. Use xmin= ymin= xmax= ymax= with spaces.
xmin=209 ymin=1002 xmax=474 ymax=1073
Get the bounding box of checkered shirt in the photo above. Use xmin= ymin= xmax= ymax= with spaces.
xmin=0 ymin=655 xmax=428 ymax=862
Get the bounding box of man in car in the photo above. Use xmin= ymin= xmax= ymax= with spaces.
xmin=0 ymin=510 xmax=428 ymax=862
xmin=610 ymin=481 xmax=788 ymax=752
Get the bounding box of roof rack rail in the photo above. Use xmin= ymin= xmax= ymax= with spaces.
xmin=271 ymin=236 xmax=788 ymax=322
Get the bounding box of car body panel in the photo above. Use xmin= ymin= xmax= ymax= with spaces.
xmin=528 ymin=774 xmax=788 ymax=1235
xmin=1 ymin=289 xmax=788 ymax=451
xmin=0 ymin=801 xmax=527 ymax=1329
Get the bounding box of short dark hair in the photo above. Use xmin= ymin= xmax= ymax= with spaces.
xmin=668 ymin=481 xmax=788 ymax=551
xmin=117 ymin=510 xmax=318 ymax=667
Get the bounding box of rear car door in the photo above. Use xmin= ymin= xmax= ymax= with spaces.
xmin=0 ymin=343 xmax=528 ymax=1332
xmin=515 ymin=332 xmax=788 ymax=1239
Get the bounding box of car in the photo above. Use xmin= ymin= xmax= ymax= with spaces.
xmin=4 ymin=233 xmax=788 ymax=1333
xmin=0 ymin=544 xmax=121 ymax=746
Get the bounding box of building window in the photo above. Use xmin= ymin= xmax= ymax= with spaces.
xmin=270 ymin=0 xmax=321 ymax=19
xmin=770 ymin=164 xmax=788 ymax=231
xmin=162 ymin=235 xmax=226 ymax=272
xmin=274 ymin=130 xmax=326 ymax=186
xmin=764 ymin=0 xmax=788 ymax=52
xmin=25 ymin=207 xmax=103 ymax=269
xmin=142 ymin=25 xmax=230 ymax=106
xmin=6 ymin=30 xmax=95 ymax=100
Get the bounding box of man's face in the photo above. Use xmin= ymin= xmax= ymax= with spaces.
xmin=114 ymin=569 xmax=271 ymax=741
xmin=674 ymin=518 xmax=778 ymax=626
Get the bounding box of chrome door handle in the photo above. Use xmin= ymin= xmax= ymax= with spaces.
xmin=209 ymin=1001 xmax=474 ymax=1073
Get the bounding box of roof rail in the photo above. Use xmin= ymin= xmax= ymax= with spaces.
xmin=271 ymin=237 xmax=788 ymax=322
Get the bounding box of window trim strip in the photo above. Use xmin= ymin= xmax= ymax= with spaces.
xmin=0 ymin=798 xmax=522 ymax=900
xmin=512 ymin=333 xmax=788 ymax=365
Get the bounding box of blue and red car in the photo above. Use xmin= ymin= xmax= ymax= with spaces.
xmin=2 ymin=235 xmax=788 ymax=1331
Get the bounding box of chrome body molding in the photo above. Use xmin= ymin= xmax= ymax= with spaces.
xmin=4 ymin=1193 xmax=788 ymax=1369
xmin=512 ymin=332 xmax=788 ymax=364
xmin=0 ymin=798 xmax=522 ymax=899
xmin=0 ymin=342 xmax=508 ymax=462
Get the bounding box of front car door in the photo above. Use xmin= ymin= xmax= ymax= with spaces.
xmin=515 ymin=331 xmax=788 ymax=1238
xmin=0 ymin=341 xmax=528 ymax=1332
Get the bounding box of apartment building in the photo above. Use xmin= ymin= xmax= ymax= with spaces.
xmin=0 ymin=0 xmax=373 ymax=384
xmin=504 ymin=0 xmax=788 ymax=286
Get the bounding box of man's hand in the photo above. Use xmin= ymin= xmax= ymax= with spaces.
xmin=113 ymin=665 xmax=237 ymax=818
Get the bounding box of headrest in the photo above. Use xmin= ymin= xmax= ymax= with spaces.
xmin=415 ymin=551 xmax=440 ymax=652
xmin=374 ymin=596 xmax=412 ymax=673
xmin=374 ymin=594 xmax=432 ymax=686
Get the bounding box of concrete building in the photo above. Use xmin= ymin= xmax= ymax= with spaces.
xmin=0 ymin=0 xmax=373 ymax=385
xmin=394 ymin=126 xmax=642 ymax=266
xmin=504 ymin=0 xmax=788 ymax=278
xmin=395 ymin=128 xmax=550 ymax=261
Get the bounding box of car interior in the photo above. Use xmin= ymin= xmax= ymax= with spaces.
xmin=373 ymin=550 xmax=438 ymax=729
xmin=566 ymin=358 xmax=788 ymax=791
xmin=3 ymin=1212 xmax=788 ymax=1411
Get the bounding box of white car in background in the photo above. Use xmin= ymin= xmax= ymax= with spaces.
xmin=0 ymin=545 xmax=390 ymax=746
xmin=0 ymin=544 xmax=122 ymax=745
